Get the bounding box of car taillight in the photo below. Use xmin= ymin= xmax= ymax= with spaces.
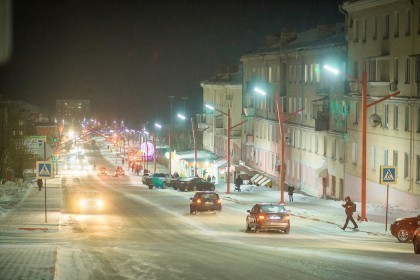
xmin=196 ymin=199 xmax=202 ymax=204
xmin=216 ymin=199 xmax=221 ymax=204
xmin=258 ymin=214 xmax=266 ymax=220
xmin=285 ymin=215 xmax=290 ymax=220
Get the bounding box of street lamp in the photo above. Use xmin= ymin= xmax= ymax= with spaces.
xmin=323 ymin=64 xmax=400 ymax=221
xmin=178 ymin=113 xmax=197 ymax=177
xmin=205 ymin=104 xmax=247 ymax=194
xmin=254 ymin=88 xmax=304 ymax=205
xmin=168 ymin=96 xmax=175 ymax=176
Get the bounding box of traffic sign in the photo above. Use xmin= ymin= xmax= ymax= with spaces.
xmin=36 ymin=161 xmax=54 ymax=179
xmin=380 ymin=165 xmax=397 ymax=184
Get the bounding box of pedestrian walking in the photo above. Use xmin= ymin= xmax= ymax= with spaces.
xmin=288 ymin=185 xmax=295 ymax=202
xmin=211 ymin=176 xmax=216 ymax=184
xmin=122 ymin=158 xmax=125 ymax=165
xmin=37 ymin=179 xmax=43 ymax=191
xmin=341 ymin=196 xmax=358 ymax=230
xmin=234 ymin=175 xmax=243 ymax=192
xmin=207 ymin=175 xmax=211 ymax=182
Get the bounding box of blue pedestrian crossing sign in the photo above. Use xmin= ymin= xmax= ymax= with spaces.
xmin=380 ymin=165 xmax=397 ymax=184
xmin=36 ymin=161 xmax=54 ymax=179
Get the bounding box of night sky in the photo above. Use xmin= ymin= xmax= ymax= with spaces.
xmin=0 ymin=0 xmax=343 ymax=127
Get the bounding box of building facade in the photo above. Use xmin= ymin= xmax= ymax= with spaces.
xmin=56 ymin=99 xmax=90 ymax=125
xmin=240 ymin=24 xmax=348 ymax=198
xmin=342 ymin=0 xmax=420 ymax=208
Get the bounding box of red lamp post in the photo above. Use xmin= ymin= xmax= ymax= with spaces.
xmin=324 ymin=65 xmax=400 ymax=221
xmin=254 ymin=88 xmax=304 ymax=205
xmin=205 ymin=105 xmax=247 ymax=194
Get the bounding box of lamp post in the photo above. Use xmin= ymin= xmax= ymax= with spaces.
xmin=254 ymin=88 xmax=304 ymax=205
xmin=323 ymin=64 xmax=400 ymax=221
xmin=178 ymin=114 xmax=197 ymax=176
xmin=168 ymin=96 xmax=174 ymax=176
xmin=205 ymin=104 xmax=247 ymax=194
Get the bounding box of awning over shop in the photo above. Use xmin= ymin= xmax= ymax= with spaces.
xmin=176 ymin=150 xmax=220 ymax=164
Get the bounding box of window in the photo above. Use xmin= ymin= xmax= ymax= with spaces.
xmin=383 ymin=149 xmax=388 ymax=165
xmin=315 ymin=135 xmax=319 ymax=153
xmin=362 ymin=18 xmax=366 ymax=42
xmin=368 ymin=58 xmax=389 ymax=82
xmin=404 ymin=152 xmax=409 ymax=179
xmin=288 ymin=65 xmax=293 ymax=83
xmin=393 ymin=150 xmax=398 ymax=166
xmin=339 ymin=140 xmax=344 ymax=162
xmin=417 ymin=155 xmax=420 ymax=182
xmin=332 ymin=138 xmax=336 ymax=159
xmin=314 ymin=64 xmax=320 ymax=82
xmin=405 ymin=10 xmax=411 ymax=36
xmin=415 ymin=60 xmax=420 ymax=83
xmin=394 ymin=105 xmax=399 ymax=130
xmin=304 ymin=64 xmax=308 ymax=83
xmin=353 ymin=101 xmax=359 ymax=124
xmin=394 ymin=12 xmax=399 ymax=37
xmin=384 ymin=14 xmax=390 ymax=39
xmin=373 ymin=16 xmax=377 ymax=40
xmin=405 ymin=57 xmax=411 ymax=84
xmin=323 ymin=136 xmax=327 ymax=156
xmin=384 ymin=104 xmax=389 ymax=128
xmin=353 ymin=19 xmax=359 ymax=42
xmin=352 ymin=142 xmax=358 ymax=165
xmin=371 ymin=146 xmax=376 ymax=169
xmin=405 ymin=106 xmax=410 ymax=131
xmin=268 ymin=66 xmax=272 ymax=83
xmin=394 ymin=58 xmax=399 ymax=83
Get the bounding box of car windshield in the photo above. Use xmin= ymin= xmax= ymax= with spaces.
xmin=260 ymin=205 xmax=286 ymax=213
xmin=199 ymin=193 xmax=218 ymax=200
xmin=80 ymin=192 xmax=101 ymax=199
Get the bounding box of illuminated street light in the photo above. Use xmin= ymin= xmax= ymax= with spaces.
xmin=323 ymin=64 xmax=400 ymax=221
xmin=205 ymin=104 xmax=247 ymax=194
xmin=178 ymin=114 xmax=197 ymax=176
xmin=254 ymin=87 xmax=304 ymax=205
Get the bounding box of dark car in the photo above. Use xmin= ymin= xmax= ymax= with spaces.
xmin=413 ymin=227 xmax=420 ymax=254
xmin=142 ymin=173 xmax=171 ymax=189
xmin=190 ymin=191 xmax=221 ymax=214
xmin=97 ymin=166 xmax=107 ymax=176
xmin=177 ymin=177 xmax=216 ymax=192
xmin=390 ymin=214 xmax=420 ymax=242
xmin=114 ymin=166 xmax=125 ymax=177
xmin=246 ymin=203 xmax=290 ymax=234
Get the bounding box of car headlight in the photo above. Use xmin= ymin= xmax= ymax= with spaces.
xmin=97 ymin=200 xmax=104 ymax=208
xmin=79 ymin=199 xmax=87 ymax=207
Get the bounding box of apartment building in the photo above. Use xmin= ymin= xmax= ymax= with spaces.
xmin=199 ymin=66 xmax=243 ymax=180
xmin=56 ymin=99 xmax=90 ymax=125
xmin=240 ymin=24 xmax=348 ymax=198
xmin=342 ymin=0 xmax=420 ymax=208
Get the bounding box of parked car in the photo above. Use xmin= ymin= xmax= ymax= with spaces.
xmin=390 ymin=214 xmax=420 ymax=242
xmin=190 ymin=191 xmax=221 ymax=214
xmin=77 ymin=190 xmax=104 ymax=213
xmin=177 ymin=177 xmax=216 ymax=192
xmin=142 ymin=173 xmax=171 ymax=189
xmin=97 ymin=166 xmax=107 ymax=176
xmin=115 ymin=166 xmax=125 ymax=177
xmin=246 ymin=203 xmax=290 ymax=234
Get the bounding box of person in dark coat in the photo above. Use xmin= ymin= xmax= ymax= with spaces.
xmin=234 ymin=175 xmax=243 ymax=192
xmin=341 ymin=196 xmax=358 ymax=230
xmin=288 ymin=185 xmax=295 ymax=202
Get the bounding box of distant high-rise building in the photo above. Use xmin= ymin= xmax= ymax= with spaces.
xmin=56 ymin=99 xmax=90 ymax=125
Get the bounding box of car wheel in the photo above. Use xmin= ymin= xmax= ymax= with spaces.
xmin=253 ymin=220 xmax=258 ymax=233
xmin=414 ymin=238 xmax=420 ymax=254
xmin=397 ymin=227 xmax=411 ymax=242
xmin=246 ymin=221 xmax=251 ymax=232
xmin=148 ymin=185 xmax=153 ymax=190
xmin=284 ymin=227 xmax=290 ymax=234
xmin=190 ymin=207 xmax=195 ymax=215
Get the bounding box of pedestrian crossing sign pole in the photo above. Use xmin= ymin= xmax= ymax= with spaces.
xmin=379 ymin=165 xmax=397 ymax=232
xmin=36 ymin=161 xmax=54 ymax=179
